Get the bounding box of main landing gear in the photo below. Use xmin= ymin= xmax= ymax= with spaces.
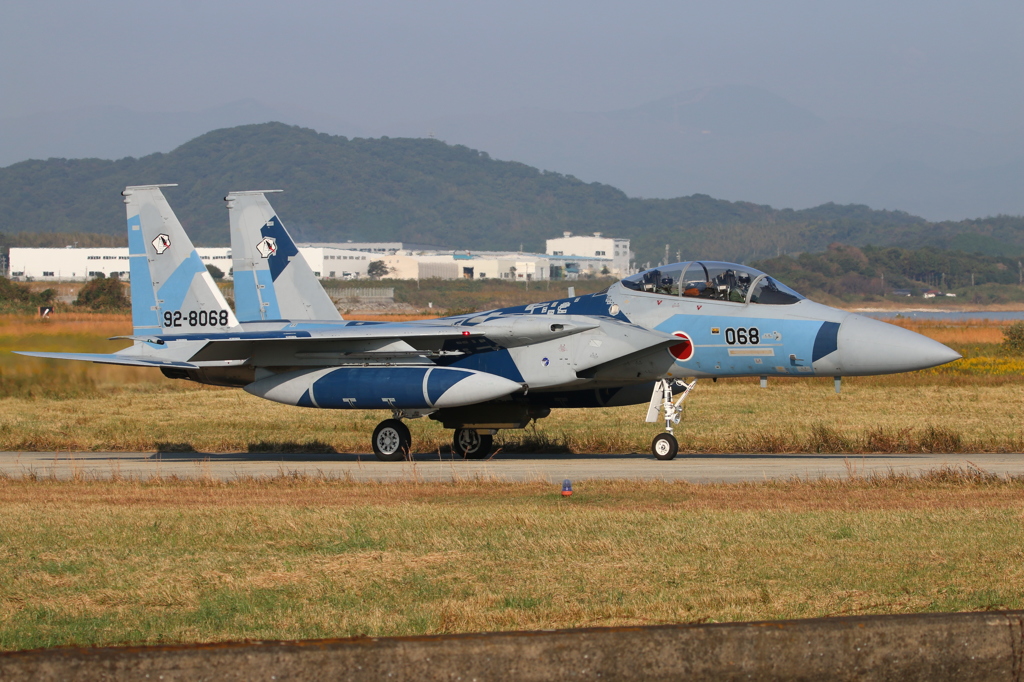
xmin=645 ymin=378 xmax=697 ymax=460
xmin=372 ymin=419 xmax=412 ymax=461
xmin=370 ymin=415 xmax=496 ymax=462
xmin=452 ymin=428 xmax=494 ymax=459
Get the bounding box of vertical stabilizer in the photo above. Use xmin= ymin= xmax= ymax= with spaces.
xmin=226 ymin=190 xmax=342 ymax=321
xmin=124 ymin=185 xmax=239 ymax=336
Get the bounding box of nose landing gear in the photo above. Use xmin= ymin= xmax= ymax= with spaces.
xmin=646 ymin=378 xmax=697 ymax=460
xmin=652 ymin=433 xmax=678 ymax=460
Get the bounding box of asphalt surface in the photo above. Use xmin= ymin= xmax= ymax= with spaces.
xmin=1 ymin=451 xmax=1021 ymax=483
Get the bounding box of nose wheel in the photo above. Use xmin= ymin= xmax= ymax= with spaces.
xmin=646 ymin=378 xmax=696 ymax=460
xmin=453 ymin=428 xmax=494 ymax=459
xmin=372 ymin=419 xmax=412 ymax=461
xmin=652 ymin=433 xmax=679 ymax=460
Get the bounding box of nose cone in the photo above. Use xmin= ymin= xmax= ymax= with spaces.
xmin=837 ymin=315 xmax=961 ymax=375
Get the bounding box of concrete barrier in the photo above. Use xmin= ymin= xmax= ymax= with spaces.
xmin=2 ymin=611 xmax=1022 ymax=681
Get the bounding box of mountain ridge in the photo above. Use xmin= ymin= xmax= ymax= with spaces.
xmin=0 ymin=122 xmax=1021 ymax=265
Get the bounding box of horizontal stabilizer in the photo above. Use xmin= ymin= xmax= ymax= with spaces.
xmin=13 ymin=351 xmax=197 ymax=369
xmin=120 ymin=323 xmax=489 ymax=345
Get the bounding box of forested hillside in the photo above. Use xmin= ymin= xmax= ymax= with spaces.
xmin=1 ymin=122 xmax=1022 ymax=264
xmin=753 ymin=244 xmax=1024 ymax=305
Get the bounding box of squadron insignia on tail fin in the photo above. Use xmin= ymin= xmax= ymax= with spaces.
xmin=226 ymin=190 xmax=342 ymax=322
xmin=123 ymin=185 xmax=239 ymax=336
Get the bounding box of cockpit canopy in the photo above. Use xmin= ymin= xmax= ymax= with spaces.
xmin=621 ymin=261 xmax=805 ymax=305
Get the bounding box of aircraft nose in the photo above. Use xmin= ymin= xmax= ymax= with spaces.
xmin=837 ymin=314 xmax=961 ymax=375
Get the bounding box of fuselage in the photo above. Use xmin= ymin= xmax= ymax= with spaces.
xmin=156 ymin=262 xmax=959 ymax=414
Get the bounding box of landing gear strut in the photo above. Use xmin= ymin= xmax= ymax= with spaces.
xmin=645 ymin=378 xmax=697 ymax=460
xmin=452 ymin=428 xmax=494 ymax=459
xmin=372 ymin=419 xmax=411 ymax=461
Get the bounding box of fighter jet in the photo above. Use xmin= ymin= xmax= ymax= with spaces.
xmin=15 ymin=185 xmax=962 ymax=461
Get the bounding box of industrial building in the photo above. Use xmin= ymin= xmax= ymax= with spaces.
xmin=545 ymin=232 xmax=633 ymax=276
xmin=5 ymin=246 xmax=372 ymax=282
xmin=5 ymin=234 xmax=632 ymax=282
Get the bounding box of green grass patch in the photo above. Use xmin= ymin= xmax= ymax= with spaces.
xmin=1 ymin=475 xmax=1024 ymax=650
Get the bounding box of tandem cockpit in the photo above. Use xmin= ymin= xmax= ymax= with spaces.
xmin=620 ymin=261 xmax=805 ymax=305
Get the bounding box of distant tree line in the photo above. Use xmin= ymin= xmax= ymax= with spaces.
xmin=752 ymin=244 xmax=1024 ymax=304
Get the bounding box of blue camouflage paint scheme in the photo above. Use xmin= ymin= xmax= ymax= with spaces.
xmin=157 ymin=250 xmax=207 ymax=312
xmin=312 ymin=367 xmax=429 ymax=408
xmin=812 ymin=322 xmax=841 ymax=361
xmin=233 ymin=215 xmax=291 ymax=321
xmin=233 ymin=268 xmax=281 ymax=321
xmin=444 ymin=348 xmax=525 ymax=383
xmin=261 ymin=216 xmax=298 ymax=282
xmin=255 ymin=268 xmax=281 ymax=319
xmin=452 ymin=291 xmax=630 ymax=325
xmin=304 ymin=367 xmax=476 ymax=409
xmin=232 ymin=269 xmax=262 ymax=322
xmin=127 ymin=214 xmax=161 ymax=333
xmin=427 ymin=368 xmax=472 ymax=404
xmin=653 ymin=313 xmax=832 ymax=375
xmin=424 ymin=291 xmax=625 ymax=380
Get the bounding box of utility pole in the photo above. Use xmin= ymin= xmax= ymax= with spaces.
xmin=664 ymin=244 xmax=669 ymax=266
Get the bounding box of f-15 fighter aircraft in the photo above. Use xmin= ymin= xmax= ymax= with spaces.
xmin=16 ymin=185 xmax=962 ymax=461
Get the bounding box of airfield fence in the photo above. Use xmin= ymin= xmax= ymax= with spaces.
xmin=323 ymin=287 xmax=395 ymax=302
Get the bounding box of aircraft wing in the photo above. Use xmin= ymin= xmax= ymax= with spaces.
xmin=148 ymin=317 xmax=602 ymax=364
xmin=17 ymin=316 xmax=605 ymax=369
xmin=146 ymin=324 xmax=480 ymax=343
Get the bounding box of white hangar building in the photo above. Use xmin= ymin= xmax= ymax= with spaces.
xmin=545 ymin=232 xmax=632 ymax=276
xmin=6 ymin=246 xmax=373 ymax=281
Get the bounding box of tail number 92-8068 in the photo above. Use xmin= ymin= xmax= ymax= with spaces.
xmin=724 ymin=327 xmax=759 ymax=345
xmin=163 ymin=310 xmax=229 ymax=327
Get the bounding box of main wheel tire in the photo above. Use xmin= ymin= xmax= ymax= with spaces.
xmin=651 ymin=433 xmax=679 ymax=461
xmin=372 ymin=420 xmax=412 ymax=461
xmin=453 ymin=428 xmax=494 ymax=460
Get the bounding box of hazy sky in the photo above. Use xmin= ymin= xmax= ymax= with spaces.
xmin=2 ymin=0 xmax=1021 ymax=133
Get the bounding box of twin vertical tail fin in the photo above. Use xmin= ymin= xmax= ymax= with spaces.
xmin=124 ymin=185 xmax=239 ymax=336
xmin=226 ymin=191 xmax=342 ymax=322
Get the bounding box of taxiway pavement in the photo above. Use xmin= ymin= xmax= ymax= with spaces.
xmin=0 ymin=451 xmax=1021 ymax=483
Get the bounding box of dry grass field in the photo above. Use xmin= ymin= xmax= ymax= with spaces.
xmin=1 ymin=378 xmax=1023 ymax=455
xmin=1 ymin=473 xmax=1023 ymax=650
